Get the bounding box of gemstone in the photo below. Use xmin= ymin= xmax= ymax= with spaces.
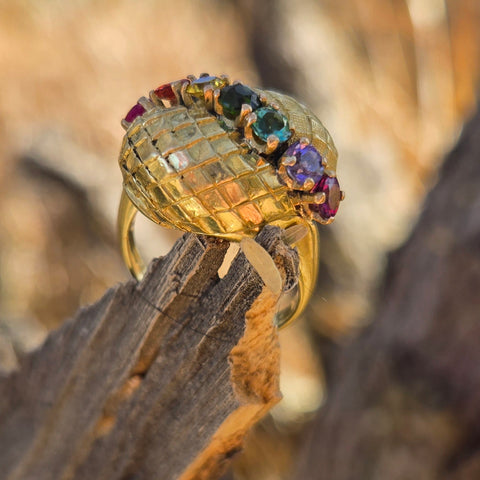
xmin=252 ymin=107 xmax=291 ymax=143
xmin=218 ymin=83 xmax=261 ymax=120
xmin=283 ymin=141 xmax=324 ymax=187
xmin=125 ymin=103 xmax=146 ymax=123
xmin=186 ymin=75 xmax=227 ymax=95
xmin=154 ymin=83 xmax=177 ymax=103
xmin=310 ymin=175 xmax=341 ymax=219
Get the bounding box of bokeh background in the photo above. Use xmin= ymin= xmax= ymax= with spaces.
xmin=0 ymin=0 xmax=479 ymax=479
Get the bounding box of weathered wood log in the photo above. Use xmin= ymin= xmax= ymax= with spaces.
xmin=0 ymin=225 xmax=299 ymax=480
xmin=294 ymin=110 xmax=480 ymax=478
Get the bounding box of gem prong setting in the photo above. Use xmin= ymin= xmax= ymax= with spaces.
xmin=203 ymin=85 xmax=214 ymax=110
xmin=235 ymin=103 xmax=253 ymax=128
xmin=265 ymin=134 xmax=280 ymax=155
xmin=213 ymin=88 xmax=223 ymax=115
xmin=219 ymin=74 xmax=230 ymax=84
xmin=289 ymin=190 xmax=326 ymax=206
xmin=243 ymin=112 xmax=257 ymax=140
xmin=258 ymin=93 xmax=268 ymax=105
xmin=138 ymin=96 xmax=154 ymax=111
xmin=303 ymin=177 xmax=315 ymax=191
xmin=120 ymin=72 xmax=344 ymax=226
xmin=181 ymin=81 xmax=194 ymax=107
xmin=281 ymin=156 xmax=297 ymax=167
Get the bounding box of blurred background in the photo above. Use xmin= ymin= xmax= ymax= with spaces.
xmin=0 ymin=0 xmax=479 ymax=479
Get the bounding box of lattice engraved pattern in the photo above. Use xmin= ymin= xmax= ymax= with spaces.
xmin=119 ymin=103 xmax=298 ymax=239
xmin=262 ymin=90 xmax=338 ymax=171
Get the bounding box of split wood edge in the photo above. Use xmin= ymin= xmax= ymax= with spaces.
xmin=0 ymin=226 xmax=299 ymax=480
xmin=180 ymin=288 xmax=281 ymax=480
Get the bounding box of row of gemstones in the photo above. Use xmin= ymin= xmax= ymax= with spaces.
xmin=123 ymin=75 xmax=340 ymax=220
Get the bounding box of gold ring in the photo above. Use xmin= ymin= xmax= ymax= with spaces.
xmin=117 ymin=74 xmax=343 ymax=328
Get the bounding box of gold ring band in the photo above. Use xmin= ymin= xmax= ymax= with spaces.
xmin=117 ymin=189 xmax=319 ymax=327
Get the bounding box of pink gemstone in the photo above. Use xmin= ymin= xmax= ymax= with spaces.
xmin=310 ymin=175 xmax=341 ymax=219
xmin=154 ymin=83 xmax=177 ymax=103
xmin=125 ymin=103 xmax=146 ymax=123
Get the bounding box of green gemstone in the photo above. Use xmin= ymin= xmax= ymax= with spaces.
xmin=185 ymin=75 xmax=227 ymax=96
xmin=252 ymin=107 xmax=291 ymax=143
xmin=218 ymin=83 xmax=261 ymax=120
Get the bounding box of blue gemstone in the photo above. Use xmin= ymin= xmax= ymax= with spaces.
xmin=252 ymin=107 xmax=291 ymax=143
xmin=283 ymin=141 xmax=324 ymax=187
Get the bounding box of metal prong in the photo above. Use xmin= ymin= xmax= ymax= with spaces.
xmin=289 ymin=191 xmax=326 ymax=206
xmin=149 ymin=90 xmax=162 ymax=106
xmin=243 ymin=112 xmax=257 ymax=140
xmin=281 ymin=155 xmax=297 ymax=167
xmin=138 ymin=96 xmax=153 ymax=110
xmin=213 ymin=89 xmax=223 ymax=115
xmin=245 ymin=112 xmax=257 ymax=126
xmin=340 ymin=190 xmax=346 ymax=201
xmin=310 ymin=211 xmax=333 ymax=225
xmin=270 ymin=102 xmax=280 ymax=110
xmin=204 ymin=85 xmax=214 ymax=110
xmin=199 ymin=72 xmax=210 ymax=78
xmin=325 ymin=169 xmax=336 ymax=177
xmin=187 ymin=74 xmax=197 ymax=82
xmin=299 ymin=137 xmax=310 ymax=146
xmin=150 ymin=89 xmax=175 ymax=108
xmin=121 ymin=119 xmax=130 ymax=130
xmin=312 ymin=191 xmax=326 ymax=204
xmin=235 ymin=103 xmax=253 ymax=127
xmin=288 ymin=193 xmax=305 ymax=208
xmin=220 ymin=74 xmax=230 ymax=85
xmin=181 ymin=81 xmax=194 ymax=108
xmin=265 ymin=134 xmax=280 ymax=155
xmin=303 ymin=177 xmax=315 ymax=191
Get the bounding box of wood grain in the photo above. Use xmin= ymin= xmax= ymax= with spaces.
xmin=0 ymin=226 xmax=299 ymax=480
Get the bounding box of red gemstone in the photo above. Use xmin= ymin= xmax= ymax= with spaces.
xmin=154 ymin=83 xmax=177 ymax=102
xmin=124 ymin=103 xmax=146 ymax=123
xmin=310 ymin=175 xmax=341 ymax=219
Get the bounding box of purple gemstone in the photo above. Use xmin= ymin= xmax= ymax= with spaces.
xmin=125 ymin=103 xmax=146 ymax=123
xmin=283 ymin=141 xmax=324 ymax=186
xmin=310 ymin=175 xmax=341 ymax=219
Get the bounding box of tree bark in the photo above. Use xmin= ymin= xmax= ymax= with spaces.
xmin=295 ymin=109 xmax=480 ymax=479
xmin=0 ymin=226 xmax=298 ymax=480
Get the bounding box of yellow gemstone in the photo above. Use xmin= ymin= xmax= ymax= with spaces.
xmin=185 ymin=75 xmax=227 ymax=96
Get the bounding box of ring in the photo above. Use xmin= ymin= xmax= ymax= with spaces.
xmin=117 ymin=73 xmax=343 ymax=328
